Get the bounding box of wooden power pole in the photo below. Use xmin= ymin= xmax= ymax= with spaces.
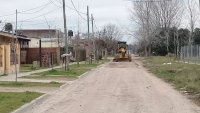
xmin=91 ymin=14 xmax=96 ymax=63
xmin=87 ymin=6 xmax=91 ymax=64
xmin=62 ymin=0 xmax=69 ymax=70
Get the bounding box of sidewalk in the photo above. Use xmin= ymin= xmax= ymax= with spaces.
xmin=0 ymin=62 xmax=78 ymax=82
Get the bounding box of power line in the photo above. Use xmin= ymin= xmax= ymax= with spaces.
xmin=55 ymin=0 xmax=86 ymax=15
xmin=19 ymin=2 xmax=51 ymax=14
xmin=50 ymin=0 xmax=61 ymax=8
xmin=70 ymin=0 xmax=87 ymax=21
xmin=19 ymin=7 xmax=62 ymax=23
xmin=0 ymin=0 xmax=86 ymax=18
xmin=0 ymin=1 xmax=52 ymax=17
xmin=1 ymin=7 xmax=62 ymax=24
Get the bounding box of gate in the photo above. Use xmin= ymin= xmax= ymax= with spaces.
xmin=21 ymin=50 xmax=27 ymax=64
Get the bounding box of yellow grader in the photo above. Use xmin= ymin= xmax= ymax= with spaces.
xmin=113 ymin=41 xmax=132 ymax=62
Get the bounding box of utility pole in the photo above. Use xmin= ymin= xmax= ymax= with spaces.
xmin=91 ymin=14 xmax=96 ymax=63
xmin=15 ymin=9 xmax=18 ymax=82
xmin=103 ymin=29 xmax=107 ymax=60
xmin=76 ymin=2 xmax=80 ymax=67
xmin=199 ymin=0 xmax=200 ymax=10
xmin=87 ymin=6 xmax=91 ymax=64
xmin=62 ymin=0 xmax=69 ymax=70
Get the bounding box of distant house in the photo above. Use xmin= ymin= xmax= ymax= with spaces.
xmin=0 ymin=31 xmax=30 ymax=74
xmin=72 ymin=38 xmax=98 ymax=58
xmin=28 ymin=37 xmax=40 ymax=48
xmin=19 ymin=29 xmax=64 ymax=48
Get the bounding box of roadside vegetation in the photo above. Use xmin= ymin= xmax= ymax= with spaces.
xmin=35 ymin=63 xmax=99 ymax=77
xmin=145 ymin=56 xmax=200 ymax=102
xmin=0 ymin=81 xmax=63 ymax=87
xmin=20 ymin=64 xmax=45 ymax=72
xmin=0 ymin=91 xmax=42 ymax=113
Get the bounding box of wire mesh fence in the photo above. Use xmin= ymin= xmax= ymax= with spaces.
xmin=180 ymin=45 xmax=200 ymax=64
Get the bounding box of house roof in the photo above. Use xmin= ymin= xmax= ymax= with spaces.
xmin=0 ymin=31 xmax=30 ymax=41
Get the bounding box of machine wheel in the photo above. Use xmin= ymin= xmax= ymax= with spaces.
xmin=128 ymin=54 xmax=132 ymax=62
xmin=114 ymin=54 xmax=119 ymax=62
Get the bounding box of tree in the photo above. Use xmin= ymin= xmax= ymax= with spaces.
xmin=101 ymin=23 xmax=122 ymax=55
xmin=193 ymin=28 xmax=200 ymax=45
xmin=186 ymin=0 xmax=198 ymax=58
xmin=130 ymin=0 xmax=182 ymax=57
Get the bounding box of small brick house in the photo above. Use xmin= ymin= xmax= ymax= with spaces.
xmin=18 ymin=29 xmax=63 ymax=66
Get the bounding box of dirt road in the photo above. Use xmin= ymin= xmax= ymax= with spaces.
xmin=25 ymin=57 xmax=200 ymax=113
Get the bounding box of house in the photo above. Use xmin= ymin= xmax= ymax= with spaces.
xmin=0 ymin=31 xmax=30 ymax=74
xmin=72 ymin=38 xmax=96 ymax=58
xmin=19 ymin=29 xmax=64 ymax=48
xmin=13 ymin=29 xmax=64 ymax=65
xmin=28 ymin=37 xmax=40 ymax=48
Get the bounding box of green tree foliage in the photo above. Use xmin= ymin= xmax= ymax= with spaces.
xmin=147 ymin=27 xmax=192 ymax=56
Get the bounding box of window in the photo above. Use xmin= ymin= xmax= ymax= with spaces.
xmin=44 ymin=35 xmax=49 ymax=38
xmin=10 ymin=44 xmax=18 ymax=65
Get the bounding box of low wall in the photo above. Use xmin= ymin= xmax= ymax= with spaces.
xmin=21 ymin=47 xmax=60 ymax=65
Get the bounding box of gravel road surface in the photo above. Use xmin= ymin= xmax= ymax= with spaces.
xmin=24 ymin=56 xmax=200 ymax=113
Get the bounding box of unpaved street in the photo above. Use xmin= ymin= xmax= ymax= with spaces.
xmin=25 ymin=57 xmax=200 ymax=113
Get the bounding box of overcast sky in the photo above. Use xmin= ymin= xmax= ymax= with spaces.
xmin=0 ymin=0 xmax=133 ymax=43
xmin=1 ymin=0 xmax=200 ymax=44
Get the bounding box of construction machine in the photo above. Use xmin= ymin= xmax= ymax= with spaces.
xmin=113 ymin=41 xmax=132 ymax=62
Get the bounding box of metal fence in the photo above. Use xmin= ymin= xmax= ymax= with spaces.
xmin=180 ymin=45 xmax=200 ymax=64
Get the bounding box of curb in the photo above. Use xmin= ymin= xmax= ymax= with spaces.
xmin=12 ymin=94 xmax=50 ymax=113
xmin=59 ymin=83 xmax=70 ymax=90
xmin=78 ymin=71 xmax=89 ymax=80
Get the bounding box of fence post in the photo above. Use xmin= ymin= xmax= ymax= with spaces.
xmin=180 ymin=46 xmax=182 ymax=61
xmin=197 ymin=45 xmax=198 ymax=64
xmin=183 ymin=46 xmax=185 ymax=62
xmin=199 ymin=45 xmax=200 ymax=64
xmin=187 ymin=46 xmax=188 ymax=63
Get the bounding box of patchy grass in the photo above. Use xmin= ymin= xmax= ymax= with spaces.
xmin=34 ymin=63 xmax=99 ymax=77
xmin=21 ymin=59 xmax=110 ymax=79
xmin=145 ymin=56 xmax=200 ymax=101
xmin=20 ymin=75 xmax=77 ymax=81
xmin=0 ymin=81 xmax=63 ymax=87
xmin=20 ymin=64 xmax=50 ymax=72
xmin=20 ymin=64 xmax=40 ymax=72
xmin=0 ymin=91 xmax=42 ymax=113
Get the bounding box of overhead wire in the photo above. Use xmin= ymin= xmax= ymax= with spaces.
xmin=0 ymin=0 xmax=87 ymax=23
xmin=0 ymin=0 xmax=88 ymax=31
xmin=54 ymin=0 xmax=86 ymax=15
xmin=19 ymin=2 xmax=51 ymax=14
xmin=0 ymin=1 xmax=52 ymax=17
xmin=70 ymin=0 xmax=87 ymax=21
xmin=49 ymin=0 xmax=61 ymax=8
xmin=2 ymin=7 xmax=62 ymax=24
